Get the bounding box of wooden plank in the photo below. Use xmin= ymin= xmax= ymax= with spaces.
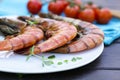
xmin=110 ymin=9 xmax=120 ymax=18
xmin=82 ymin=0 xmax=120 ymax=10
xmin=0 ymin=73 xmax=18 ymax=80
xmin=10 ymin=70 xmax=120 ymax=80
xmin=87 ymin=43 xmax=120 ymax=69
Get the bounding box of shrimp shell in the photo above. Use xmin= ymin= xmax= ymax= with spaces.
xmin=52 ymin=22 xmax=104 ymax=53
xmin=38 ymin=13 xmax=104 ymax=53
xmin=0 ymin=26 xmax=44 ymax=51
xmin=32 ymin=18 xmax=77 ymax=54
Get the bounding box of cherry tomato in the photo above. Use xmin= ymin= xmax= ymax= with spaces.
xmin=78 ymin=8 xmax=95 ymax=23
xmin=96 ymin=8 xmax=112 ymax=24
xmin=85 ymin=3 xmax=100 ymax=20
xmin=48 ymin=0 xmax=67 ymax=15
xmin=64 ymin=5 xmax=80 ymax=18
xmin=60 ymin=0 xmax=69 ymax=7
xmin=27 ymin=0 xmax=42 ymax=14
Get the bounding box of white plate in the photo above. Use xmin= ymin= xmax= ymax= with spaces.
xmin=0 ymin=16 xmax=104 ymax=74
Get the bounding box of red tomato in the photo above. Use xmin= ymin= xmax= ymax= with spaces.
xmin=96 ymin=8 xmax=112 ymax=24
xmin=27 ymin=0 xmax=42 ymax=14
xmin=85 ymin=3 xmax=100 ymax=20
xmin=63 ymin=0 xmax=69 ymax=8
xmin=59 ymin=0 xmax=69 ymax=7
xmin=64 ymin=5 xmax=80 ymax=18
xmin=48 ymin=0 xmax=67 ymax=15
xmin=78 ymin=8 xmax=95 ymax=23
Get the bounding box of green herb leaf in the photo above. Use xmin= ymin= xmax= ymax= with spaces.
xmin=34 ymin=55 xmax=43 ymax=60
xmin=64 ymin=60 xmax=68 ymax=64
xmin=26 ymin=20 xmax=38 ymax=25
xmin=71 ymin=57 xmax=76 ymax=62
xmin=76 ymin=57 xmax=82 ymax=60
xmin=30 ymin=46 xmax=35 ymax=54
xmin=57 ymin=62 xmax=63 ymax=65
xmin=26 ymin=46 xmax=35 ymax=61
xmin=34 ymin=55 xmax=54 ymax=67
xmin=48 ymin=55 xmax=55 ymax=59
xmin=26 ymin=54 xmax=32 ymax=61
xmin=43 ymin=60 xmax=54 ymax=66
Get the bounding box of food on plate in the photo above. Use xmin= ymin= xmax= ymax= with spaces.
xmin=77 ymin=8 xmax=95 ymax=23
xmin=18 ymin=16 xmax=77 ymax=54
xmin=0 ymin=26 xmax=44 ymax=51
xmin=39 ymin=12 xmax=104 ymax=53
xmin=0 ymin=13 xmax=104 ymax=54
xmin=27 ymin=0 xmax=42 ymax=14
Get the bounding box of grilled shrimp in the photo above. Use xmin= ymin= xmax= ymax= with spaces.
xmin=0 ymin=26 xmax=44 ymax=51
xmin=18 ymin=16 xmax=77 ymax=54
xmin=39 ymin=13 xmax=104 ymax=53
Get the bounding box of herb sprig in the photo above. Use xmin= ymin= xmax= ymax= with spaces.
xmin=26 ymin=46 xmax=35 ymax=61
xmin=26 ymin=46 xmax=55 ymax=67
xmin=26 ymin=20 xmax=38 ymax=25
xmin=26 ymin=46 xmax=82 ymax=67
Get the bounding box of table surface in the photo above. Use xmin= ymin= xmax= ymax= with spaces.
xmin=1 ymin=0 xmax=120 ymax=80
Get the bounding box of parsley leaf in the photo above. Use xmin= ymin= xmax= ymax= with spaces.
xmin=64 ymin=60 xmax=68 ymax=64
xmin=48 ymin=55 xmax=55 ymax=59
xmin=43 ymin=60 xmax=54 ymax=66
xmin=57 ymin=62 xmax=63 ymax=65
xmin=76 ymin=57 xmax=82 ymax=60
xmin=71 ymin=57 xmax=77 ymax=62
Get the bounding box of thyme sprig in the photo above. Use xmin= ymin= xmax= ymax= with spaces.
xmin=26 ymin=46 xmax=82 ymax=67
xmin=26 ymin=46 xmax=55 ymax=67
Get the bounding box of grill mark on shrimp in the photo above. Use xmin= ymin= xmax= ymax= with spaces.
xmin=87 ymin=36 xmax=97 ymax=47
xmin=80 ymin=39 xmax=89 ymax=49
xmin=89 ymin=28 xmax=104 ymax=37
xmin=51 ymin=33 xmax=68 ymax=46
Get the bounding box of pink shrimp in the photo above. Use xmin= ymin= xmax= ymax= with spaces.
xmin=32 ymin=19 xmax=77 ymax=54
xmin=38 ymin=12 xmax=104 ymax=53
xmin=0 ymin=26 xmax=44 ymax=51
